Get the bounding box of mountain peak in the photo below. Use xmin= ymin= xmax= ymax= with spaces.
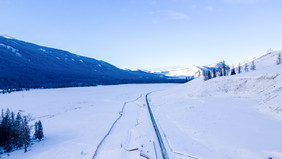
xmin=0 ymin=33 xmax=14 ymax=39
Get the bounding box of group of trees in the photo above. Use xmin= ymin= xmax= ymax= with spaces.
xmin=1 ymin=88 xmax=30 ymax=94
xmin=203 ymin=61 xmax=256 ymax=81
xmin=185 ymin=76 xmax=194 ymax=82
xmin=0 ymin=109 xmax=44 ymax=154
xmin=34 ymin=121 xmax=44 ymax=141
xmin=230 ymin=61 xmax=256 ymax=76
xmin=204 ymin=61 xmax=229 ymax=81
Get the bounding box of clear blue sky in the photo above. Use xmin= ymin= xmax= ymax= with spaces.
xmin=1 ymin=0 xmax=282 ymax=70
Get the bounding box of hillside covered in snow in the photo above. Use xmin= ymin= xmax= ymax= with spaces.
xmin=148 ymin=51 xmax=282 ymax=159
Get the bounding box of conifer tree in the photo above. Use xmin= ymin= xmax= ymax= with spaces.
xmin=37 ymin=121 xmax=44 ymax=141
xmin=237 ymin=63 xmax=242 ymax=74
xmin=34 ymin=120 xmax=44 ymax=141
xmin=207 ymin=71 xmax=212 ymax=80
xmin=213 ymin=69 xmax=216 ymax=78
xmin=34 ymin=121 xmax=38 ymax=140
xmin=203 ymin=71 xmax=207 ymax=81
xmin=251 ymin=61 xmax=256 ymax=70
xmin=244 ymin=64 xmax=249 ymax=72
xmin=4 ymin=109 xmax=12 ymax=152
xmin=222 ymin=61 xmax=227 ymax=76
xmin=231 ymin=68 xmax=236 ymax=75
xmin=277 ymin=53 xmax=281 ymax=65
xmin=15 ymin=112 xmax=23 ymax=148
xmin=21 ymin=116 xmax=30 ymax=153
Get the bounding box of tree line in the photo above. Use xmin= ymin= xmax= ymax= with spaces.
xmin=0 ymin=109 xmax=44 ymax=154
xmin=204 ymin=53 xmax=281 ymax=81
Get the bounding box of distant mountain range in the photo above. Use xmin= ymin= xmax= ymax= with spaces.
xmin=0 ymin=34 xmax=184 ymax=90
xmin=150 ymin=50 xmax=281 ymax=78
xmin=150 ymin=62 xmax=230 ymax=78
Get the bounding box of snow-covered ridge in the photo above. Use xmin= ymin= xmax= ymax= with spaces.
xmin=0 ymin=33 xmax=14 ymax=39
xmin=150 ymin=62 xmax=227 ymax=78
xmin=0 ymin=43 xmax=21 ymax=57
xmin=246 ymin=50 xmax=282 ymax=70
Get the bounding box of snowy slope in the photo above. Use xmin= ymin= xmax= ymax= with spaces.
xmin=241 ymin=50 xmax=282 ymax=71
xmin=148 ymin=51 xmax=282 ymax=159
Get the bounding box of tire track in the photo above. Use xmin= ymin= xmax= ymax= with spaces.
xmin=92 ymin=95 xmax=142 ymax=159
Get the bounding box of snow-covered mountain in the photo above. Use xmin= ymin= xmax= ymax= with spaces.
xmin=0 ymin=34 xmax=183 ymax=89
xmin=151 ymin=62 xmax=229 ymax=78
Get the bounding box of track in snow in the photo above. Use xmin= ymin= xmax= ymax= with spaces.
xmin=145 ymin=93 xmax=169 ymax=159
xmin=92 ymin=95 xmax=142 ymax=159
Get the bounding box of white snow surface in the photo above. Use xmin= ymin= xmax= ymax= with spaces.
xmin=148 ymin=51 xmax=282 ymax=159
xmin=0 ymin=84 xmax=175 ymax=159
xmin=0 ymin=51 xmax=281 ymax=159
xmin=0 ymin=33 xmax=14 ymax=39
xmin=165 ymin=66 xmax=201 ymax=77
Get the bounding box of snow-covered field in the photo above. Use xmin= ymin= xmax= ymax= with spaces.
xmin=0 ymin=84 xmax=176 ymax=159
xmin=1 ymin=51 xmax=281 ymax=159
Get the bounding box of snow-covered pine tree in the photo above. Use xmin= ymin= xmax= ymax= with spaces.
xmin=15 ymin=112 xmax=23 ymax=148
xmin=244 ymin=63 xmax=249 ymax=72
xmin=237 ymin=63 xmax=242 ymax=74
xmin=21 ymin=116 xmax=30 ymax=153
xmin=207 ymin=71 xmax=212 ymax=80
xmin=277 ymin=53 xmax=281 ymax=65
xmin=34 ymin=120 xmax=44 ymax=141
xmin=222 ymin=62 xmax=227 ymax=76
xmin=3 ymin=109 xmax=12 ymax=152
xmin=231 ymin=65 xmax=236 ymax=75
xmin=250 ymin=61 xmax=256 ymax=70
xmin=203 ymin=71 xmax=207 ymax=81
xmin=33 ymin=121 xmax=38 ymax=139
xmin=213 ymin=69 xmax=216 ymax=78
xmin=37 ymin=121 xmax=44 ymax=141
